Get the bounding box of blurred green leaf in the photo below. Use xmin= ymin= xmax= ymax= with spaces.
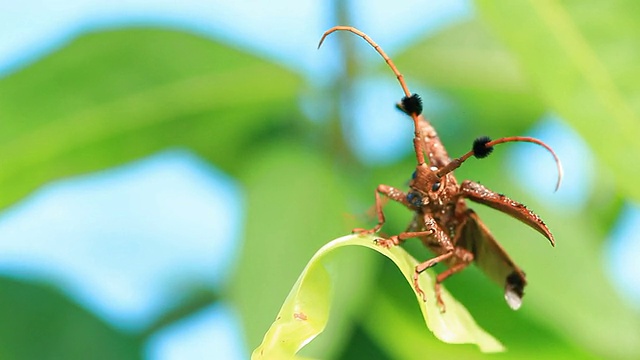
xmin=137 ymin=287 xmax=219 ymax=342
xmin=0 ymin=277 xmax=139 ymax=360
xmin=0 ymin=27 xmax=302 ymax=210
xmin=396 ymin=18 xmax=545 ymax=136
xmin=336 ymin=324 xmax=391 ymax=360
xmin=252 ymin=234 xmax=504 ymax=359
xmin=475 ymin=0 xmax=640 ymax=200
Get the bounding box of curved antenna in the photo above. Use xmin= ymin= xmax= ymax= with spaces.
xmin=436 ymin=136 xmax=564 ymax=192
xmin=318 ymin=26 xmax=426 ymax=166
xmin=318 ymin=26 xmax=410 ymax=97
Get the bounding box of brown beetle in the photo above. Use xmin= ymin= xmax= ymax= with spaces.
xmin=319 ymin=26 xmax=562 ymax=311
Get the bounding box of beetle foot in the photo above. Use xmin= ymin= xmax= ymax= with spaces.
xmin=374 ymin=235 xmax=400 ymax=248
xmin=413 ymin=271 xmax=427 ymax=302
xmin=436 ymin=291 xmax=446 ymax=313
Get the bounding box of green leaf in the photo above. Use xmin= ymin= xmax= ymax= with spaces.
xmin=252 ymin=234 xmax=504 ymax=359
xmin=0 ymin=277 xmax=139 ymax=360
xmin=474 ymin=0 xmax=640 ymax=201
xmin=0 ymin=27 xmax=301 ymax=210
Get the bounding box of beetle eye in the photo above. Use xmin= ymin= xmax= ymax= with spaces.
xmin=406 ymin=192 xmax=423 ymax=207
xmin=411 ymin=170 xmax=417 ymax=179
xmin=431 ymin=182 xmax=441 ymax=192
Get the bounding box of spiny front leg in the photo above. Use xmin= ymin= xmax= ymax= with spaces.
xmin=353 ymin=184 xmax=409 ymax=235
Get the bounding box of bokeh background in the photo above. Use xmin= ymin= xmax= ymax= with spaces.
xmin=1 ymin=0 xmax=639 ymax=359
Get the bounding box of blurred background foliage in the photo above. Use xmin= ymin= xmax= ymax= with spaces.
xmin=0 ymin=0 xmax=639 ymax=359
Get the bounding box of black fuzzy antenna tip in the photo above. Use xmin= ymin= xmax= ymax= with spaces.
xmin=401 ymin=93 xmax=423 ymax=116
xmin=473 ymin=136 xmax=494 ymax=159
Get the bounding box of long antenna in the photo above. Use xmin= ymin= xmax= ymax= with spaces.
xmin=318 ymin=26 xmax=426 ymax=166
xmin=436 ymin=136 xmax=564 ymax=191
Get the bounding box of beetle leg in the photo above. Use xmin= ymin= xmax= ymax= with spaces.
xmin=353 ymin=184 xmax=409 ymax=235
xmin=374 ymin=230 xmax=433 ymax=248
xmin=414 ymin=251 xmax=454 ymax=302
xmin=410 ymin=213 xmax=455 ymax=301
xmin=433 ymin=248 xmax=474 ymax=312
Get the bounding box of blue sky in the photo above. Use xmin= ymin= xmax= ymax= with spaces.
xmin=0 ymin=0 xmax=638 ymax=359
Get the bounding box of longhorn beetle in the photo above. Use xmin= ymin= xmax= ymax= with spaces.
xmin=319 ymin=26 xmax=562 ymax=312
